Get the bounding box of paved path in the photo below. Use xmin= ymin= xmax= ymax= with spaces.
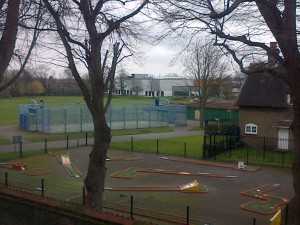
xmin=0 ymin=121 xmax=203 ymax=153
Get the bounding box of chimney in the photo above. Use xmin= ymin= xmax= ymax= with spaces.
xmin=268 ymin=42 xmax=279 ymax=67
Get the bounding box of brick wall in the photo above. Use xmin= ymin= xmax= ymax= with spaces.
xmin=239 ymin=107 xmax=293 ymax=138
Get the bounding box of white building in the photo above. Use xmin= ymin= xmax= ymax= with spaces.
xmin=115 ymin=74 xmax=193 ymax=97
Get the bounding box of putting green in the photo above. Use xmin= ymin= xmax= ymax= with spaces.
xmin=241 ymin=184 xmax=288 ymax=214
xmin=21 ymin=168 xmax=51 ymax=176
xmin=49 ymin=151 xmax=82 ymax=178
xmin=106 ymin=154 xmax=143 ymax=161
xmin=160 ymin=157 xmax=260 ymax=172
xmin=105 ymin=180 xmax=208 ymax=193
xmin=110 ymin=167 xmax=236 ymax=179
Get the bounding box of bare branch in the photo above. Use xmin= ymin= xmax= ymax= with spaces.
xmin=0 ymin=0 xmax=42 ymax=92
xmin=0 ymin=0 xmax=20 ymax=83
xmin=209 ymin=0 xmax=252 ymax=19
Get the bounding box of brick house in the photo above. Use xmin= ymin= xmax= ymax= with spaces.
xmin=236 ymin=71 xmax=293 ymax=150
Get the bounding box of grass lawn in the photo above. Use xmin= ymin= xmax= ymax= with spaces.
xmin=0 ymin=137 xmax=11 ymax=145
xmin=216 ymin=147 xmax=293 ymax=168
xmin=24 ymin=127 xmax=174 ymax=143
xmin=109 ymin=135 xmax=204 ymax=159
xmin=0 ymin=96 xmax=161 ymax=126
xmin=0 ymin=96 xmax=85 ymax=125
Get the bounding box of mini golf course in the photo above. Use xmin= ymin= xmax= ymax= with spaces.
xmin=240 ymin=184 xmax=288 ymax=214
xmin=104 ymin=180 xmax=208 ymax=193
xmin=106 ymin=154 xmax=143 ymax=161
xmin=0 ymin=162 xmax=51 ymax=176
xmin=103 ymin=199 xmax=212 ymax=225
xmin=160 ymin=156 xmax=261 ymax=172
xmin=49 ymin=151 xmax=82 ymax=178
xmin=110 ymin=167 xmax=237 ymax=179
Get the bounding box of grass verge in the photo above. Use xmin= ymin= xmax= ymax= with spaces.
xmin=109 ymin=135 xmax=204 ymax=159
xmin=25 ymin=127 xmax=174 ymax=143
xmin=216 ymin=147 xmax=293 ymax=168
xmin=0 ymin=137 xmax=11 ymax=145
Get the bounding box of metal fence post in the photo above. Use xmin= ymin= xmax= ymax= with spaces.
xmin=285 ymin=203 xmax=289 ymax=224
xmin=253 ymin=218 xmax=256 ymax=225
xmin=246 ymin=148 xmax=249 ymax=164
xmin=184 ymin=142 xmax=187 ymax=157
xmin=130 ymin=195 xmax=133 ymax=219
xmin=44 ymin=138 xmax=47 ymax=154
xmin=5 ymin=172 xmax=8 ymax=188
xmin=85 ymin=132 xmax=88 ymax=146
xmin=41 ymin=179 xmax=44 ymax=197
xmin=67 ymin=135 xmax=69 ymax=149
xmin=19 ymin=141 xmax=23 ymax=158
xmin=82 ymin=187 xmax=86 ymax=206
xmin=282 ymin=152 xmax=285 ymax=168
xmin=156 ymin=139 xmax=159 ymax=154
xmin=229 ymin=135 xmax=232 ymax=157
xmin=203 ymin=135 xmax=206 ymax=159
xmin=186 ymin=206 xmax=190 ymax=225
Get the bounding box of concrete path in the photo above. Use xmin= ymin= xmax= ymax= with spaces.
xmin=0 ymin=121 xmax=203 ymax=153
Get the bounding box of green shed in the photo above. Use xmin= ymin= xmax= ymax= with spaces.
xmin=204 ymin=102 xmax=239 ymax=122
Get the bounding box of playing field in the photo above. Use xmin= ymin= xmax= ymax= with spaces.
xmin=0 ymin=96 xmax=155 ymax=125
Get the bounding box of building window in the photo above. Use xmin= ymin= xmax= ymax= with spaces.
xmin=245 ymin=123 xmax=257 ymax=134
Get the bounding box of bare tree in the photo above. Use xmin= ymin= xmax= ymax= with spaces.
xmin=42 ymin=0 xmax=149 ymax=209
xmin=153 ymin=0 xmax=300 ymax=221
xmin=116 ymin=68 xmax=129 ymax=95
xmin=0 ymin=0 xmax=20 ymax=84
xmin=183 ymin=40 xmax=227 ymax=127
xmin=130 ymin=78 xmax=143 ymax=96
xmin=0 ymin=0 xmax=42 ymax=92
xmin=147 ymin=77 xmax=159 ymax=96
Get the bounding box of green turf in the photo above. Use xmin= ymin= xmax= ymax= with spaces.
xmin=241 ymin=184 xmax=286 ymax=214
xmin=110 ymin=168 xmax=138 ymax=178
xmin=109 ymin=135 xmax=204 ymax=158
xmin=25 ymin=127 xmax=174 ymax=143
xmin=0 ymin=96 xmax=160 ymax=126
xmin=217 ymin=147 xmax=293 ymax=168
xmin=26 ymin=132 xmax=92 ymax=143
xmin=0 ymin=96 xmax=85 ymax=125
xmin=0 ymin=136 xmax=11 ymax=144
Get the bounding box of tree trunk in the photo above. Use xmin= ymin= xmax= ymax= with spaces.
xmin=291 ymin=69 xmax=300 ymax=224
xmin=199 ymin=106 xmax=205 ymax=128
xmin=199 ymin=98 xmax=206 ymax=128
xmin=292 ymin=124 xmax=300 ymax=223
xmin=0 ymin=0 xmax=20 ymax=83
xmin=84 ymin=110 xmax=111 ymax=210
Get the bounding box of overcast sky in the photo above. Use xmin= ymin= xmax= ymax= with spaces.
xmin=125 ymin=44 xmax=184 ymax=77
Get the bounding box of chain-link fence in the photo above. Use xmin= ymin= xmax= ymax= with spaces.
xmin=19 ymin=103 xmax=187 ymax=134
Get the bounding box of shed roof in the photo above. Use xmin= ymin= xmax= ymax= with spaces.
xmin=205 ymin=102 xmax=239 ymax=110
